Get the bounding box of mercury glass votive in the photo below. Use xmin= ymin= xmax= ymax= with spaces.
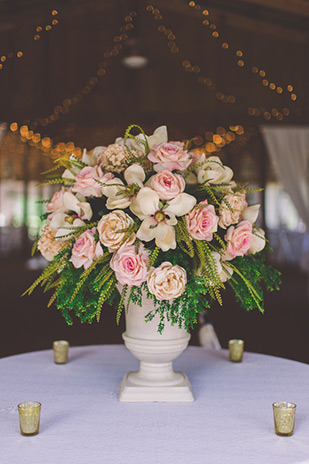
xmin=273 ymin=402 xmax=296 ymax=437
xmin=228 ymin=339 xmax=244 ymax=362
xmin=53 ymin=340 xmax=69 ymax=364
xmin=18 ymin=402 xmax=41 ymax=436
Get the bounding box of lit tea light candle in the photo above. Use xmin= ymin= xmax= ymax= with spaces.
xmin=53 ymin=340 xmax=69 ymax=364
xmin=228 ymin=339 xmax=244 ymax=362
xmin=273 ymin=402 xmax=296 ymax=436
xmin=18 ymin=402 xmax=41 ymax=436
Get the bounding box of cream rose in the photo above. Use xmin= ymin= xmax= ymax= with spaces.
xmin=38 ymin=224 xmax=64 ymax=261
xmin=148 ymin=142 xmax=191 ymax=172
xmin=150 ymin=170 xmax=185 ymax=200
xmin=186 ymin=200 xmax=219 ymax=241
xmin=219 ymin=193 xmax=247 ymax=229
xmin=224 ymin=220 xmax=254 ymax=260
xmin=70 ymin=227 xmax=103 ymax=270
xmin=73 ymin=166 xmax=114 ymax=197
xmin=147 ymin=262 xmax=187 ymax=301
xmin=110 ymin=245 xmax=149 ymax=286
xmin=97 ymin=210 xmax=134 ymax=252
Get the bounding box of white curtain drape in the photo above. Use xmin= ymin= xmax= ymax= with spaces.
xmin=262 ymin=126 xmax=309 ymax=230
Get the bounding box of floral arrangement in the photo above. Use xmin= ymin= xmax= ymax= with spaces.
xmin=25 ymin=125 xmax=280 ymax=332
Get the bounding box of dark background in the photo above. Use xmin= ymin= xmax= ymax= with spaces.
xmin=0 ymin=0 xmax=308 ymax=361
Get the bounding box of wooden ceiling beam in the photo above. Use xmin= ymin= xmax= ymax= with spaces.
xmin=156 ymin=0 xmax=307 ymax=43
xmin=237 ymin=0 xmax=309 ymax=19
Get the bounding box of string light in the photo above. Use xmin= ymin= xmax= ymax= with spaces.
xmin=29 ymin=11 xmax=136 ymax=131
xmin=188 ymin=125 xmax=254 ymax=155
xmin=188 ymin=1 xmax=299 ymax=104
xmin=146 ymin=6 xmax=237 ymax=104
xmin=0 ymin=10 xmax=60 ymax=70
xmin=8 ymin=11 xmax=137 ymax=156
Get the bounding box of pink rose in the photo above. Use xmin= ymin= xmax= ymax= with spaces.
xmin=219 ymin=193 xmax=247 ymax=229
xmin=46 ymin=188 xmax=67 ymax=218
xmin=110 ymin=245 xmax=149 ymax=287
xmin=186 ymin=200 xmax=219 ymax=241
xmin=150 ymin=170 xmax=185 ymax=200
xmin=224 ymin=220 xmax=253 ymax=259
xmin=73 ymin=166 xmax=114 ymax=197
xmin=70 ymin=227 xmax=103 ymax=269
xmin=148 ymin=142 xmax=191 ymax=171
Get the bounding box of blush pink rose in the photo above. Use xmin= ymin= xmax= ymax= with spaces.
xmin=148 ymin=142 xmax=191 ymax=172
xmin=219 ymin=193 xmax=247 ymax=229
xmin=150 ymin=170 xmax=185 ymax=200
xmin=70 ymin=227 xmax=103 ymax=269
xmin=46 ymin=188 xmax=67 ymax=218
xmin=73 ymin=166 xmax=114 ymax=197
xmin=224 ymin=220 xmax=253 ymax=260
xmin=185 ymin=200 xmax=219 ymax=241
xmin=110 ymin=245 xmax=149 ymax=287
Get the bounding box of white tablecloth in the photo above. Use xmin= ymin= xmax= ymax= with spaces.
xmin=0 ymin=345 xmax=309 ymax=464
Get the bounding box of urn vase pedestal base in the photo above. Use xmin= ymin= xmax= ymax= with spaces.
xmin=119 ymin=332 xmax=194 ymax=403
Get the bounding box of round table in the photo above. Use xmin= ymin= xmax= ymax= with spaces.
xmin=1 ymin=345 xmax=309 ymax=464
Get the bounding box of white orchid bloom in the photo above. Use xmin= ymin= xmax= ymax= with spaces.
xmin=102 ymin=164 xmax=146 ymax=210
xmin=185 ymin=172 xmax=198 ymax=185
xmin=124 ymin=164 xmax=145 ymax=187
xmin=62 ymin=147 xmax=104 ymax=180
xmin=49 ymin=191 xmax=92 ymax=241
xmin=196 ymin=155 xmax=234 ymax=185
xmin=115 ymin=126 xmax=168 ymax=153
xmin=134 ymin=187 xmax=196 ymax=251
xmin=242 ymin=204 xmax=260 ymax=223
xmin=61 ymin=153 xmax=83 ymax=180
xmin=147 ymin=126 xmax=168 ymax=149
xmin=82 ymin=147 xmax=105 ymax=166
xmin=249 ymin=227 xmax=266 ymax=254
xmin=63 ymin=192 xmax=93 ymax=221
xmin=49 ymin=214 xmax=86 ymax=241
xmin=220 ymin=264 xmax=234 ymax=282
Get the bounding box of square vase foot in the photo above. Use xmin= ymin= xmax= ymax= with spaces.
xmin=119 ymin=372 xmax=194 ymax=402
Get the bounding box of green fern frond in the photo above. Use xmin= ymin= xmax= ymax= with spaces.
xmin=69 ymin=256 xmax=105 ymax=304
xmin=116 ymin=284 xmax=128 ymax=324
xmin=96 ymin=275 xmax=117 ymax=322
xmin=198 ymin=184 xmax=221 ymax=206
xmin=149 ymin=246 xmax=160 ymax=266
xmin=224 ymin=261 xmax=263 ymax=311
xmin=31 ymin=238 xmax=40 ymax=256
xmin=175 ymin=217 xmax=195 ymax=258
xmin=213 ymin=233 xmax=226 ymax=249
xmin=124 ymin=124 xmax=150 ymax=155
xmin=36 ymin=178 xmax=74 ymax=187
xmin=40 ymin=165 xmax=62 ymax=175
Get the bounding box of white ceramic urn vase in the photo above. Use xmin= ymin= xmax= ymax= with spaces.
xmin=119 ymin=292 xmax=194 ymax=402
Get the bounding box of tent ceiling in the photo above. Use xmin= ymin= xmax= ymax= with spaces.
xmin=0 ymin=0 xmax=307 ymax=148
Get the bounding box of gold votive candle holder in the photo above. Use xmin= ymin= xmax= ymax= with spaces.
xmin=18 ymin=402 xmax=41 ymax=436
xmin=273 ymin=402 xmax=296 ymax=437
xmin=53 ymin=340 xmax=69 ymax=364
xmin=228 ymin=339 xmax=244 ymax=362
